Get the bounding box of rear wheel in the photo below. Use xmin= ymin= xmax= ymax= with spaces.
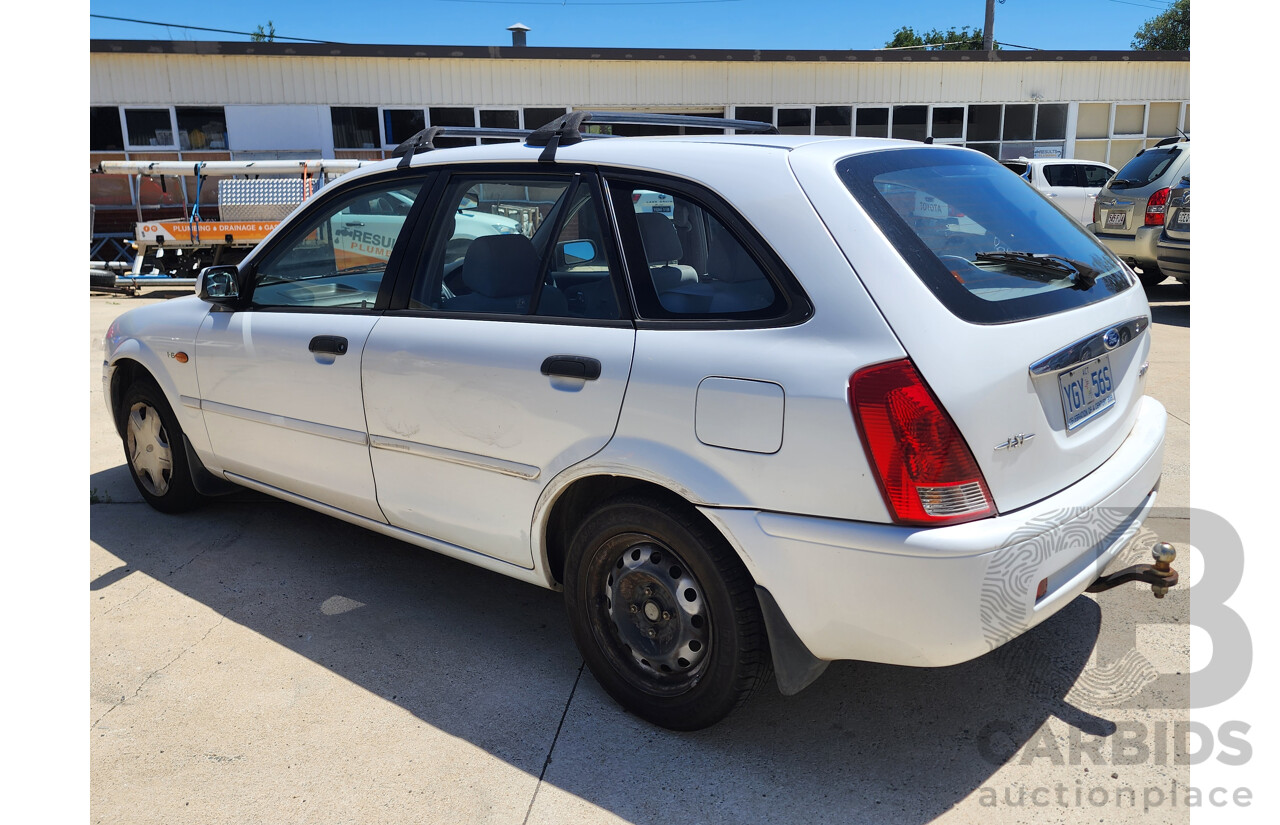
xmin=119 ymin=376 xmax=204 ymax=513
xmin=1137 ymin=265 xmax=1166 ymax=290
xmin=563 ymin=493 xmax=770 ymax=730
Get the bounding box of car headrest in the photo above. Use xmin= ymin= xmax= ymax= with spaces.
xmin=463 ymin=234 xmax=540 ymax=298
xmin=637 ymin=212 xmax=683 ymax=264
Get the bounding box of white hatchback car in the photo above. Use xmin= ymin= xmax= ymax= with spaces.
xmin=103 ymin=113 xmax=1171 ymax=730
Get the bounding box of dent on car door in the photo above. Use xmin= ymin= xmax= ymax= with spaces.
xmin=360 ymin=169 xmax=636 ymax=567
xmin=194 ymin=173 xmax=428 ymax=520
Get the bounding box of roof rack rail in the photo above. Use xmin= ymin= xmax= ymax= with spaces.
xmin=394 ymin=126 xmax=534 ymax=167
xmin=527 ymin=110 xmax=777 ymax=162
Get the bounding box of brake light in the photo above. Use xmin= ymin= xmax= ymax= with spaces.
xmin=1145 ymin=188 xmax=1170 ymax=226
xmin=849 ymin=360 xmax=995 ymax=526
xmin=632 ymin=193 xmax=642 ymax=203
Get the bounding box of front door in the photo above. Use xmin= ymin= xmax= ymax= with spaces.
xmin=195 ymin=173 xmax=428 ymax=520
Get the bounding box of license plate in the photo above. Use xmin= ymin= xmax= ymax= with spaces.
xmin=1059 ymin=355 xmax=1116 ymax=431
xmin=651 ymin=204 xmax=672 ymax=214
xmin=1105 ymin=211 xmax=1126 ymax=228
xmin=1176 ymin=208 xmax=1190 ymax=227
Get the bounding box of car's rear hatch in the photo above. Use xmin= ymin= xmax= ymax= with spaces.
xmin=1094 ymin=144 xmax=1188 ymax=236
xmin=791 ymin=144 xmax=1155 ymax=515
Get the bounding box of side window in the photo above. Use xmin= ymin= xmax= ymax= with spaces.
xmin=615 ymin=183 xmax=780 ymax=317
xmin=250 ymin=179 xmax=423 ymax=309
xmin=410 ymin=174 xmax=621 ymax=320
xmin=1082 ymin=165 xmax=1114 ymax=187
xmin=1042 ymin=164 xmax=1078 ymax=187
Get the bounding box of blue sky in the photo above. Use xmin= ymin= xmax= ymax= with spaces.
xmin=88 ymin=0 xmax=1179 ymax=52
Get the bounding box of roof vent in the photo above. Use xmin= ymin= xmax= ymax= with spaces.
xmin=507 ymin=23 xmax=530 ymax=48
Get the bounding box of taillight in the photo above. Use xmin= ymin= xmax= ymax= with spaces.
xmin=1093 ymin=200 xmax=1102 ymax=225
xmin=632 ymin=193 xmax=642 ymax=203
xmin=1145 ymin=187 xmax=1170 ymax=226
xmin=849 ymin=359 xmax=995 ymax=526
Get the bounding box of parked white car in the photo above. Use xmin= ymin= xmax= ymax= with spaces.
xmin=103 ymin=114 xmax=1169 ymax=730
xmin=1001 ymin=157 xmax=1117 ymax=225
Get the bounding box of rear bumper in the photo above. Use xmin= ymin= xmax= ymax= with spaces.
xmin=703 ymin=395 xmax=1167 ymax=668
xmin=1156 ymin=237 xmax=1190 ymax=280
xmin=1089 ymin=224 xmax=1163 ymax=269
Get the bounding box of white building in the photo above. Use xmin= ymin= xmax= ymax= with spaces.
xmin=89 ymin=39 xmax=1189 ymax=229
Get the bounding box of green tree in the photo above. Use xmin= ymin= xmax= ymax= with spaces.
xmin=885 ymin=24 xmax=990 ymax=50
xmin=1132 ymin=0 xmax=1189 ymax=50
xmin=251 ymin=21 xmax=276 ymax=43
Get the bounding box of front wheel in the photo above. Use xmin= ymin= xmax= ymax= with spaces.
xmin=119 ymin=376 xmax=204 ymax=513
xmin=563 ymin=493 xmax=770 ymax=730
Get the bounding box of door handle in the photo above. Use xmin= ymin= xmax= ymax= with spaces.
xmin=345 ymin=221 xmax=366 ymax=227
xmin=309 ymin=335 xmax=349 ymax=355
xmin=541 ymin=355 xmax=601 ymax=380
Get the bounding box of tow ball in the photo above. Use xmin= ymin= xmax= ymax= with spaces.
xmin=1086 ymin=541 xmax=1179 ymax=599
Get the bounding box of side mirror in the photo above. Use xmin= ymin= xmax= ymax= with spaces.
xmin=197 ymin=265 xmax=242 ymax=304
xmin=558 ymin=239 xmax=597 ymax=266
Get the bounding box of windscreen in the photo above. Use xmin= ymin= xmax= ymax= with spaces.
xmin=838 ymin=147 xmax=1134 ymax=324
xmin=1111 ymin=146 xmax=1184 ymax=188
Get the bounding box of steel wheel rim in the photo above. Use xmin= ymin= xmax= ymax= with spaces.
xmin=126 ymin=401 xmax=173 ymax=496
xmin=590 ymin=533 xmax=712 ymax=695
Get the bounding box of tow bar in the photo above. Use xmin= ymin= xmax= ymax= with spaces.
xmin=1086 ymin=541 xmax=1179 ymax=598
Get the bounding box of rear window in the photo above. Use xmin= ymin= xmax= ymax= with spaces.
xmin=838 ymin=147 xmax=1134 ymax=324
xmin=1112 ymin=146 xmax=1184 ymax=188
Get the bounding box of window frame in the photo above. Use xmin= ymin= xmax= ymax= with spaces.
xmin=237 ymin=167 xmax=436 ymax=314
xmin=383 ymin=163 xmax=635 ymax=328
xmin=603 ymin=170 xmax=812 ymax=330
xmin=123 ymin=107 xmax=179 ymax=150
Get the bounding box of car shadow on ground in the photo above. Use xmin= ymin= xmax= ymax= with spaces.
xmin=1146 ymin=281 xmax=1189 ymax=328
xmin=90 ymin=472 xmax=1112 ymax=825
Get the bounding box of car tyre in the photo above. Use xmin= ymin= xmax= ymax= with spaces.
xmin=119 ymin=376 xmax=204 ymax=513
xmin=90 ymin=270 xmax=117 ymax=290
xmin=563 ymin=492 xmax=771 ymax=730
xmin=1136 ymin=265 xmax=1165 ymax=291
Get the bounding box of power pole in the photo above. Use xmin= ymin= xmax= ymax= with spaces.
xmin=983 ymin=0 xmax=995 ymax=50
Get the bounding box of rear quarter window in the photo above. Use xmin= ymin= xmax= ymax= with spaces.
xmin=838 ymin=147 xmax=1135 ymax=324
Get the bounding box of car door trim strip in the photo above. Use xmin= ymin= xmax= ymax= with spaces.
xmin=369 ymin=434 xmax=541 ymax=480
xmin=201 ymin=399 xmax=369 ymax=446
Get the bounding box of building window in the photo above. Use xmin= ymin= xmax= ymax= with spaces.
xmin=1002 ymin=104 xmax=1035 ymax=141
xmin=176 ymin=107 xmax=227 ymax=150
xmin=931 ymin=107 xmax=964 ymax=140
xmin=523 ymin=108 xmax=566 ymax=131
xmin=91 ymin=107 xmax=124 ymax=151
xmin=777 ymin=108 xmax=812 ymax=135
xmin=125 ymin=108 xmax=175 ymax=147
xmin=855 ymin=107 xmax=889 ymax=138
xmin=331 ymin=107 xmax=379 ymax=149
xmin=733 ymin=106 xmax=774 ymax=128
xmin=428 ymin=107 xmax=476 ymax=148
xmin=1035 ymin=104 xmax=1067 ymax=141
xmin=966 ymin=105 xmax=1001 ymax=142
xmin=815 ymin=106 xmax=852 ymax=136
xmin=383 ymin=109 xmax=426 ymax=146
xmin=891 ymin=106 xmax=927 ymax=142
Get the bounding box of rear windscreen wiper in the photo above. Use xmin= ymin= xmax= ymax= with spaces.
xmin=974 ymin=251 xmax=1098 ymax=289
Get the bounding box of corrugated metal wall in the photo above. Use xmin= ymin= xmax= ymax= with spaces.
xmin=90 ymin=53 xmax=1190 ymax=108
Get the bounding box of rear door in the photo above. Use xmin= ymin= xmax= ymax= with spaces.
xmin=791 ymin=144 xmax=1154 ymax=513
xmin=360 ymin=168 xmax=635 ymax=568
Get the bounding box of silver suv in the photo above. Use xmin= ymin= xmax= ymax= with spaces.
xmin=1089 ymin=139 xmax=1190 ymax=290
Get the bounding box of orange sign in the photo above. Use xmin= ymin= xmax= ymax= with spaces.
xmin=135 ymin=221 xmax=279 ymax=246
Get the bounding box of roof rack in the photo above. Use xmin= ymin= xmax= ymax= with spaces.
xmin=393 ymin=126 xmax=534 ymax=167
xmin=528 ymin=111 xmax=777 ymax=161
xmin=393 ymin=110 xmax=780 ymax=166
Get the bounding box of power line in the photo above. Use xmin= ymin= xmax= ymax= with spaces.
xmin=435 ymin=0 xmax=743 ymax=4
xmin=89 ymin=14 xmax=331 ymax=43
xmin=1105 ymin=0 xmax=1176 ymax=10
